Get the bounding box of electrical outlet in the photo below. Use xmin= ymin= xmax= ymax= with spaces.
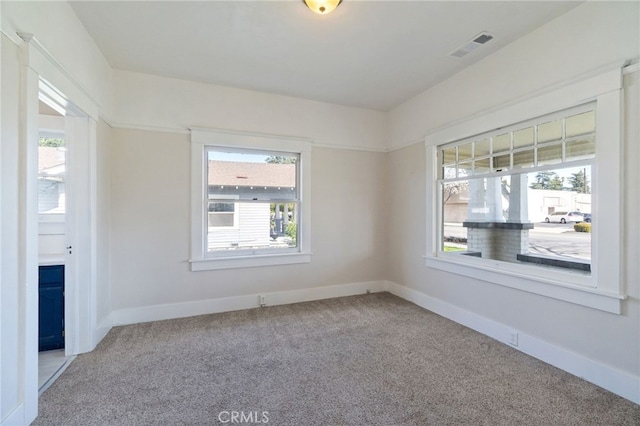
xmin=259 ymin=295 xmax=267 ymax=307
xmin=509 ymin=331 xmax=519 ymax=346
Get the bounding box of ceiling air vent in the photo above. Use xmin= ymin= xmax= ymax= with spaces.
xmin=449 ymin=32 xmax=494 ymax=58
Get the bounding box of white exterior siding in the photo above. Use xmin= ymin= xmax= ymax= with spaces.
xmin=238 ymin=203 xmax=271 ymax=248
xmin=207 ymin=203 xmax=270 ymax=250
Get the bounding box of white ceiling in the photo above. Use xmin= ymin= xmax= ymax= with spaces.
xmin=69 ymin=1 xmax=580 ymax=111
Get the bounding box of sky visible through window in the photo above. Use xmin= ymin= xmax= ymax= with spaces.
xmin=209 ymin=151 xmax=283 ymax=163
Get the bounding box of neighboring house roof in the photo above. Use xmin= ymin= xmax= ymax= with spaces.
xmin=208 ymin=161 xmax=295 ymax=188
xmin=38 ymin=146 xmax=66 ymax=176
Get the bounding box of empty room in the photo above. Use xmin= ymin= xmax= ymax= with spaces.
xmin=1 ymin=1 xmax=639 ymax=425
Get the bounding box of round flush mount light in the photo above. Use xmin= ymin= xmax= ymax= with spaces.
xmin=302 ymin=0 xmax=342 ymax=15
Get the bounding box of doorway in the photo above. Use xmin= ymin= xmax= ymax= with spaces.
xmin=36 ymin=96 xmax=71 ymax=392
xmin=35 ymin=80 xmax=93 ymax=393
xmin=14 ymin=32 xmax=103 ymax=423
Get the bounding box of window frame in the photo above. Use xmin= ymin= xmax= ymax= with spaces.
xmin=190 ymin=128 xmax=312 ymax=271
xmin=425 ymin=66 xmax=626 ymax=314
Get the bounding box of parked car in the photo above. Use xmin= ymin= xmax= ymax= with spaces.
xmin=545 ymin=211 xmax=584 ymax=224
xmin=583 ymin=213 xmax=592 ymax=223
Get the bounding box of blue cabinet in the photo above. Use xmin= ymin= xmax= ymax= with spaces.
xmin=39 ymin=265 xmax=65 ymax=351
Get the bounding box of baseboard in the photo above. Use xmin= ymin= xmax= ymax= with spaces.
xmin=1 ymin=404 xmax=25 ymax=426
xmin=100 ymin=280 xmax=640 ymax=404
xmin=111 ymin=280 xmax=386 ymax=326
xmin=93 ymin=313 xmax=113 ymax=349
xmin=385 ymin=280 xmax=640 ymax=405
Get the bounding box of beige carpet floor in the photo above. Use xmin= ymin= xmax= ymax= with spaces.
xmin=34 ymin=293 xmax=639 ymax=425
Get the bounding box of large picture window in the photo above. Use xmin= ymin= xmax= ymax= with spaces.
xmin=425 ymin=67 xmax=625 ymax=313
xmin=439 ymin=104 xmax=595 ymax=274
xmin=190 ymin=129 xmax=311 ymax=271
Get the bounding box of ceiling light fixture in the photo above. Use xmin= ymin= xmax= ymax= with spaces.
xmin=302 ymin=0 xmax=342 ymax=15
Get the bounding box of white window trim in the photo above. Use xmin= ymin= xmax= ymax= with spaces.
xmin=425 ymin=66 xmax=625 ymax=314
xmin=190 ymin=128 xmax=312 ymax=271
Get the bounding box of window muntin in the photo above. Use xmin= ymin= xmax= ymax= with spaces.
xmin=205 ymin=148 xmax=299 ymax=255
xmin=438 ymin=104 xmax=595 ymax=276
xmin=440 ymin=104 xmax=596 ymax=179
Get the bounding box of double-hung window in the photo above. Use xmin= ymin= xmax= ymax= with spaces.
xmin=190 ymin=129 xmax=311 ymax=271
xmin=426 ymin=66 xmax=626 ymax=313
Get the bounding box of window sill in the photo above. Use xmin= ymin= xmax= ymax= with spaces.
xmin=424 ymin=255 xmax=625 ymax=314
xmin=190 ymin=252 xmax=312 ymax=271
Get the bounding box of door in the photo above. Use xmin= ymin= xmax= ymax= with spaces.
xmin=38 ymin=265 xmax=65 ymax=351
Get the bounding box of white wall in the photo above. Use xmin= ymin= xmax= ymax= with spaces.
xmin=112 ymin=70 xmax=388 ymax=152
xmin=108 ymin=63 xmax=391 ymax=320
xmin=1 ymin=33 xmax=23 ymax=424
xmin=1 ymin=0 xmax=113 ymax=118
xmin=110 ymin=128 xmax=389 ymax=312
xmin=387 ymin=0 xmax=639 ymax=389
